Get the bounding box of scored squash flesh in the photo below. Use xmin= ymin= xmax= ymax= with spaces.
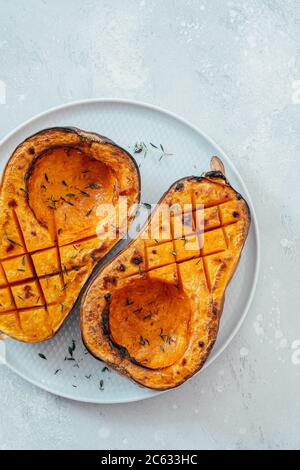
xmin=81 ymin=165 xmax=250 ymax=390
xmin=0 ymin=127 xmax=140 ymax=342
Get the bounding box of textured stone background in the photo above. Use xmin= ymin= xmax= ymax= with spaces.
xmin=0 ymin=0 xmax=299 ymax=450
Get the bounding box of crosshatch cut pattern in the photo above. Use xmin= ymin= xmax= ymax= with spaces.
xmin=100 ymin=176 xmax=249 ymax=290
xmin=0 ymin=127 xmax=140 ymax=342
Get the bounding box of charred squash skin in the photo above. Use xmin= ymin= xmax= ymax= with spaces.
xmin=0 ymin=127 xmax=140 ymax=342
xmin=81 ymin=167 xmax=250 ymax=390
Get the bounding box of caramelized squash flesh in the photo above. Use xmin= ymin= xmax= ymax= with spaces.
xmin=108 ymin=279 xmax=191 ymax=369
xmin=81 ymin=168 xmax=250 ymax=390
xmin=0 ymin=127 xmax=140 ymax=342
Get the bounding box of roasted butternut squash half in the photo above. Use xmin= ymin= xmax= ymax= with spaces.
xmin=81 ymin=159 xmax=250 ymax=390
xmin=0 ymin=127 xmax=140 ymax=342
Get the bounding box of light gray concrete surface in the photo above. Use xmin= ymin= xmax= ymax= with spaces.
xmin=0 ymin=0 xmax=299 ymax=450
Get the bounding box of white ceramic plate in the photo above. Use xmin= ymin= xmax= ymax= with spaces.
xmin=0 ymin=99 xmax=260 ymax=403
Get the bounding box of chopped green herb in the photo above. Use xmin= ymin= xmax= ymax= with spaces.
xmin=134 ymin=142 xmax=144 ymax=154
xmin=88 ymin=182 xmax=101 ymax=189
xmin=38 ymin=353 xmax=47 ymax=360
xmin=139 ymin=336 xmax=150 ymax=346
xmin=79 ymin=190 xmax=90 ymax=197
xmin=61 ymin=196 xmax=74 ymax=206
xmin=85 ymin=207 xmax=94 ymax=217
xmin=7 ymin=237 xmax=22 ymax=247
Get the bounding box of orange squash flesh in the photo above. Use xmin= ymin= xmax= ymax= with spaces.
xmin=81 ymin=170 xmax=251 ymax=390
xmin=0 ymin=127 xmax=140 ymax=342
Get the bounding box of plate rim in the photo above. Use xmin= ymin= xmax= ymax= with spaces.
xmin=0 ymin=98 xmax=260 ymax=404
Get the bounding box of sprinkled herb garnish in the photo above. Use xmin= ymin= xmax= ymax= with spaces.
xmin=134 ymin=142 xmax=144 ymax=154
xmin=68 ymin=340 xmax=76 ymax=357
xmin=44 ymin=173 xmax=49 ymax=182
xmin=60 ymin=196 xmax=74 ymax=206
xmin=85 ymin=374 xmax=92 ymax=379
xmin=20 ymin=187 xmax=28 ymax=195
xmin=134 ymin=142 xmax=173 ymax=162
xmin=7 ymin=237 xmax=22 ymax=247
xmin=54 ymin=369 xmax=62 ymax=375
xmin=85 ymin=207 xmax=94 ymax=217
xmin=139 ymin=336 xmax=150 ymax=346
xmin=99 ymin=379 xmax=104 ymax=391
xmin=41 ymin=184 xmax=46 ymax=190
xmin=62 ymin=180 xmax=68 ymax=187
xmin=22 ymin=256 xmax=26 ymax=266
xmin=143 ymin=313 xmax=152 ymax=320
xmin=159 ymin=144 xmax=174 ymax=161
xmin=142 ymin=202 xmax=152 ymax=210
xmin=66 ymin=193 xmax=76 ymax=198
xmin=80 ymin=190 xmax=90 ymax=197
xmin=88 ymin=182 xmax=101 ymax=190
xmin=38 ymin=353 xmax=47 ymax=360
xmin=102 ymin=366 xmax=110 ymax=373
xmin=132 ymin=307 xmax=142 ymax=315
xmin=134 ymin=142 xmax=148 ymax=158
xmin=160 ymin=332 xmax=174 ymax=344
